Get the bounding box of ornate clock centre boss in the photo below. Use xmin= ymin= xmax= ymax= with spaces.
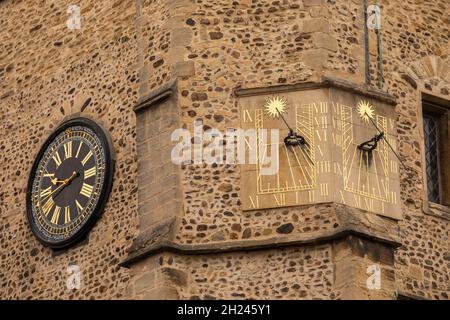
xmin=26 ymin=117 xmax=115 ymax=249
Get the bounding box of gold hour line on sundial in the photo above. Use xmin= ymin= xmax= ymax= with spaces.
xmin=380 ymin=178 xmax=389 ymax=198
xmin=81 ymin=150 xmax=92 ymax=166
xmin=84 ymin=167 xmax=96 ymax=179
xmin=391 ymin=191 xmax=397 ymax=204
xmin=76 ymin=141 xmax=83 ymax=158
xmin=283 ymin=144 xmax=297 ymax=188
xmin=344 ymin=147 xmax=357 ymax=187
xmin=291 ymin=146 xmax=312 ymax=184
xmin=390 ymin=160 xmax=398 ymax=173
xmin=51 ymin=206 xmax=61 ymax=224
xmin=64 ymin=206 xmax=71 ymax=224
xmin=80 ymin=183 xmax=93 ymax=198
xmin=373 ymin=152 xmax=383 ymax=198
xmin=53 ymin=150 xmax=62 ymax=167
xmin=64 ymin=141 xmax=72 ymax=159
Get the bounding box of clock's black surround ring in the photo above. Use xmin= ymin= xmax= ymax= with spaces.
xmin=26 ymin=117 xmax=115 ymax=249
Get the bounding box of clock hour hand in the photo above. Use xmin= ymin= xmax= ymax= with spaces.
xmin=41 ymin=172 xmax=79 ymax=203
xmin=51 ymin=177 xmax=66 ymax=185
xmin=63 ymin=171 xmax=79 ymax=185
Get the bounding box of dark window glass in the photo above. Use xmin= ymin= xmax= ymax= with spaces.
xmin=423 ymin=113 xmax=441 ymax=203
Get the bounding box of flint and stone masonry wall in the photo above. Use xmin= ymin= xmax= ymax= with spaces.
xmin=0 ymin=0 xmax=449 ymax=299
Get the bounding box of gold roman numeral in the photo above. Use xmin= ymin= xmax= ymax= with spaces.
xmin=64 ymin=141 xmax=72 ymax=159
xmin=52 ymin=150 xmax=62 ymax=167
xmin=354 ymin=195 xmax=362 ymax=208
xmin=42 ymin=197 xmax=55 ymax=216
xmin=84 ymin=167 xmax=96 ymax=179
xmin=308 ymin=190 xmax=315 ymax=202
xmin=64 ymin=206 xmax=71 ymax=224
xmin=76 ymin=200 xmax=83 ymax=214
xmin=80 ymin=183 xmax=93 ymax=198
xmin=248 ymin=195 xmax=259 ymax=209
xmin=320 ymin=183 xmax=329 ymax=196
xmin=273 ymin=193 xmax=286 ymax=206
xmin=51 ymin=206 xmax=61 ymax=224
xmin=43 ymin=171 xmax=54 ymax=178
xmin=317 ymin=161 xmax=331 ymax=173
xmin=243 ymin=109 xmax=253 ymax=123
xmin=363 ymin=197 xmax=374 ymax=211
xmin=81 ymin=150 xmax=92 ymax=166
xmin=76 ymin=141 xmax=83 ymax=158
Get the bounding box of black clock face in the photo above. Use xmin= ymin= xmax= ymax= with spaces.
xmin=26 ymin=117 xmax=114 ymax=249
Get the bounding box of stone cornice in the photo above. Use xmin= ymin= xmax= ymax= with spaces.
xmin=234 ymin=76 xmax=397 ymax=105
xmin=120 ymin=226 xmax=401 ymax=268
xmin=120 ymin=203 xmax=402 ymax=268
xmin=133 ymin=79 xmax=178 ymax=113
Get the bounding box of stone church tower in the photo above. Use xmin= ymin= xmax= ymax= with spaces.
xmin=0 ymin=0 xmax=448 ymax=299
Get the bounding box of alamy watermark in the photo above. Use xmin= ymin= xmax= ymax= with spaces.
xmin=367 ymin=4 xmax=381 ymax=30
xmin=67 ymin=5 xmax=81 ymax=30
xmin=171 ymin=120 xmax=280 ymax=175
xmin=366 ymin=264 xmax=381 ymax=290
xmin=66 ymin=264 xmax=81 ymax=290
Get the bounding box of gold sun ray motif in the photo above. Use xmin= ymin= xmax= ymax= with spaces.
xmin=264 ymin=96 xmax=287 ymax=118
xmin=357 ymin=100 xmax=375 ymax=123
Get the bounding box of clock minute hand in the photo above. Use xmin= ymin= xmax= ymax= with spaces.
xmin=39 ymin=183 xmax=66 ymax=204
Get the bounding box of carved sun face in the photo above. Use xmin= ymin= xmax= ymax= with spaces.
xmin=357 ymin=100 xmax=375 ymax=123
xmin=264 ymin=96 xmax=287 ymax=118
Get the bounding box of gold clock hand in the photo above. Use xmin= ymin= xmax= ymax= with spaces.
xmin=39 ymin=172 xmax=79 ymax=205
xmin=39 ymin=183 xmax=66 ymax=204
xmin=64 ymin=171 xmax=78 ymax=185
xmin=51 ymin=177 xmax=66 ymax=185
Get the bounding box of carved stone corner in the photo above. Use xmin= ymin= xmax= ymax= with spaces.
xmin=120 ymin=217 xmax=177 ymax=268
xmin=133 ymin=78 xmax=178 ymax=114
xmin=334 ymin=203 xmax=402 ymax=246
